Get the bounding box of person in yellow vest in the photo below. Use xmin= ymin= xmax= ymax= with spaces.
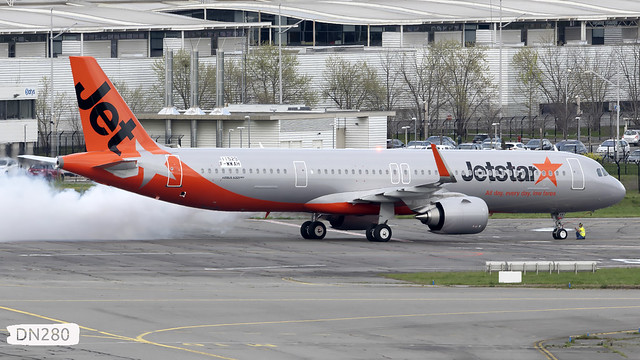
xmin=575 ymin=223 xmax=586 ymax=239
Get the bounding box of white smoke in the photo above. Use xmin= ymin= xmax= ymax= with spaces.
xmin=0 ymin=174 xmax=245 ymax=241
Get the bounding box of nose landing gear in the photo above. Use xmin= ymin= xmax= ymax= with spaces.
xmin=551 ymin=212 xmax=568 ymax=240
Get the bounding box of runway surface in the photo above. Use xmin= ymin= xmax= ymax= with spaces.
xmin=1 ymin=217 xmax=640 ymax=359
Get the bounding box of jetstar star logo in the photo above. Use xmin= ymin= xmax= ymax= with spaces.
xmin=533 ymin=157 xmax=563 ymax=186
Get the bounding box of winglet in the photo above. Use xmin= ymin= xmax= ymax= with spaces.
xmin=431 ymin=146 xmax=456 ymax=183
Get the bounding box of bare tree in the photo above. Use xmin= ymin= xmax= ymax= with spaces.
xmin=152 ymin=50 xmax=217 ymax=110
xmin=574 ymin=48 xmax=615 ymax=139
xmin=439 ymin=41 xmax=494 ymax=136
xmin=322 ymin=55 xmax=381 ymax=110
xmin=512 ymin=47 xmax=543 ymax=136
xmin=619 ymin=44 xmax=640 ymax=127
xmin=246 ymin=45 xmax=317 ymax=106
xmin=112 ymin=80 xmax=159 ymax=114
xmin=36 ymin=76 xmax=70 ymax=154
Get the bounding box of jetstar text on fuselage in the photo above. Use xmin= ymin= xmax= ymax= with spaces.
xmin=461 ymin=160 xmax=560 ymax=185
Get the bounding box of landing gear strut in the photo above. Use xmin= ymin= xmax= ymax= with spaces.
xmin=365 ymin=202 xmax=394 ymax=242
xmin=300 ymin=214 xmax=326 ymax=240
xmin=551 ymin=212 xmax=568 ymax=240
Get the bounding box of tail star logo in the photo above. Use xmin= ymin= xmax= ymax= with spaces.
xmin=533 ymin=157 xmax=562 ymax=186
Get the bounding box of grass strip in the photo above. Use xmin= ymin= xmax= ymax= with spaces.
xmin=384 ymin=268 xmax=640 ymax=288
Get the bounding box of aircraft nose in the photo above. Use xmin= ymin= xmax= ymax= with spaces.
xmin=608 ymin=177 xmax=626 ymax=206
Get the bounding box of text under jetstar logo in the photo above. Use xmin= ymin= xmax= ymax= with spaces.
xmin=75 ymin=81 xmax=136 ymax=156
xmin=533 ymin=157 xmax=562 ymax=186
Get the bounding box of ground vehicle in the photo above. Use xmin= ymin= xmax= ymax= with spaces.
xmin=623 ymin=129 xmax=640 ymax=146
xmin=627 ymin=149 xmax=640 ymax=163
xmin=28 ymin=163 xmax=63 ymax=181
xmin=504 ymin=142 xmax=526 ymax=150
xmin=472 ymin=134 xmax=489 ymax=144
xmin=555 ymin=140 xmax=587 ymax=154
xmin=406 ymin=140 xmax=430 ymax=149
xmin=525 ymin=138 xmax=553 ymax=150
xmin=425 ymin=136 xmax=456 ymax=149
xmin=386 ymin=139 xmax=404 ymax=149
xmin=482 ymin=137 xmax=502 ymax=150
xmin=457 ymin=143 xmax=482 ymax=150
xmin=596 ymin=139 xmax=631 ymax=160
xmin=0 ymin=157 xmax=19 ymax=175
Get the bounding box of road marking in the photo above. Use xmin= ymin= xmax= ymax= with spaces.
xmin=205 ymin=265 xmax=326 ymax=271
xmin=0 ymin=305 xmax=236 ymax=360
xmin=20 ymin=252 xmax=218 ymax=257
xmin=612 ymin=258 xmax=640 ymax=264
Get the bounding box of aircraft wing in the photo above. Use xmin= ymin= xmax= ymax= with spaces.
xmin=306 ymin=146 xmax=459 ymax=208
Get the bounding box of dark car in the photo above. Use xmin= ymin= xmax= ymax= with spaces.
xmin=472 ymin=134 xmax=489 ymax=144
xmin=627 ymin=149 xmax=640 ymax=163
xmin=525 ymin=138 xmax=553 ymax=150
xmin=28 ymin=163 xmax=63 ymax=181
xmin=556 ymin=140 xmax=587 ymax=154
xmin=386 ymin=138 xmax=404 ymax=149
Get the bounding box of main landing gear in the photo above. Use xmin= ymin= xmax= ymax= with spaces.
xmin=300 ymin=214 xmax=327 ymax=240
xmin=551 ymin=212 xmax=568 ymax=240
xmin=365 ymin=223 xmax=392 ymax=242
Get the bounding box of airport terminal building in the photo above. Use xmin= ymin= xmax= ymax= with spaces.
xmin=2 ymin=0 xmax=640 ymax=155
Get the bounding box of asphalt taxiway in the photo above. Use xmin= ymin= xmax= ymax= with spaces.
xmin=1 ymin=217 xmax=639 ymax=359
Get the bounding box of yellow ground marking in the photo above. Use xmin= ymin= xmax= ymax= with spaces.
xmin=0 ymin=305 xmax=236 ymax=360
xmin=137 ymin=304 xmax=640 ymax=343
xmin=247 ymin=344 xmax=277 ymax=348
xmin=535 ymin=329 xmax=640 ymax=360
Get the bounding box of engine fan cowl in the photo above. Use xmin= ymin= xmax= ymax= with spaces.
xmin=416 ymin=196 xmax=488 ymax=234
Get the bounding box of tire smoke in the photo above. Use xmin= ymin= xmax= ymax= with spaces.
xmin=0 ymin=174 xmax=243 ymax=241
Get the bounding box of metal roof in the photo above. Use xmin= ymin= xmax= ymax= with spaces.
xmin=160 ymin=0 xmax=640 ymax=25
xmin=1 ymin=0 xmax=640 ymax=35
xmin=0 ymin=1 xmax=268 ymax=34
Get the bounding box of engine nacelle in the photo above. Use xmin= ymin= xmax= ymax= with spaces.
xmin=325 ymin=215 xmax=378 ymax=230
xmin=415 ymin=196 xmax=488 ymax=234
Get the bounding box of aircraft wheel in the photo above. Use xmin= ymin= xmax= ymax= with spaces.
xmin=300 ymin=221 xmax=313 ymax=239
xmin=556 ymin=228 xmax=568 ymax=240
xmin=308 ymin=221 xmax=327 ymax=240
xmin=365 ymin=225 xmax=377 ymax=242
xmin=552 ymin=229 xmax=559 ymax=239
xmin=373 ymin=224 xmax=392 ymax=242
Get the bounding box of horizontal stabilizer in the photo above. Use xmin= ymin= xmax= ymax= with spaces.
xmin=18 ymin=155 xmax=58 ymax=165
xmin=95 ymin=158 xmax=139 ymax=178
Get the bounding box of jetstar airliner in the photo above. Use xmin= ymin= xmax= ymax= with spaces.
xmin=25 ymin=57 xmax=626 ymax=241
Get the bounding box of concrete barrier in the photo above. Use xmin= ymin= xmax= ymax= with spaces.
xmin=486 ymin=261 xmax=598 ymax=274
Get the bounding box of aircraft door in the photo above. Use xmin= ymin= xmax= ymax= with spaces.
xmin=567 ymin=158 xmax=584 ymax=190
xmin=293 ymin=161 xmax=308 ymax=188
xmin=166 ymin=155 xmax=183 ymax=187
xmin=389 ymin=163 xmax=400 ymax=184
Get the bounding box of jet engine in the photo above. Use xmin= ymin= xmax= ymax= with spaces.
xmin=415 ymin=197 xmax=488 ymax=234
xmin=325 ymin=215 xmax=378 ymax=230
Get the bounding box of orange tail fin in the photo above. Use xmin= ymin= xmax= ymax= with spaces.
xmin=70 ymin=56 xmax=157 ymax=156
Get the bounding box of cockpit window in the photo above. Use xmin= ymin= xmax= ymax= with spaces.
xmin=597 ymin=168 xmax=602 ymax=177
xmin=602 ymin=168 xmax=609 ymax=176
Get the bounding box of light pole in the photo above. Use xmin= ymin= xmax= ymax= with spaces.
xmin=237 ymin=126 xmax=245 ymax=148
xmin=565 ymin=69 xmax=572 ymax=139
xmin=228 ymin=129 xmax=234 ymax=148
xmin=585 ymin=69 xmax=620 ymax=160
xmin=402 ymin=126 xmax=410 ymax=146
xmin=245 ymin=115 xmax=251 ymax=148
xmin=492 ymin=122 xmax=500 ymax=149
xmin=411 ymin=117 xmax=417 ymax=143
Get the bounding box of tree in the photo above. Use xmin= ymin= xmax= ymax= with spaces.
xmin=36 ymin=76 xmax=70 ymax=155
xmin=152 ymin=50 xmax=217 ymax=109
xmin=574 ymin=48 xmax=615 ymax=137
xmin=439 ymin=41 xmax=494 ymax=136
xmin=512 ymin=47 xmax=543 ymax=136
xmin=246 ymin=45 xmax=317 ymax=106
xmin=322 ymin=55 xmax=381 ymax=110
xmin=398 ymin=43 xmax=447 ymax=137
xmin=619 ymin=44 xmax=640 ymax=127
xmin=112 ymin=80 xmax=159 ymax=114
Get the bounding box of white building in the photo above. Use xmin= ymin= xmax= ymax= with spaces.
xmin=0 ymin=85 xmax=38 ymax=157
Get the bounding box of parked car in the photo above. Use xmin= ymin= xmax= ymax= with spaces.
xmin=406 ymin=140 xmax=430 ymax=149
xmin=555 ymin=139 xmax=587 ymax=154
xmin=596 ymin=139 xmax=631 ymax=160
xmin=386 ymin=138 xmax=404 ymax=149
xmin=623 ymin=129 xmax=640 ymax=146
xmin=627 ymin=149 xmax=640 ymax=163
xmin=525 ymin=138 xmax=553 ymax=150
xmin=471 ymin=133 xmax=490 ymax=144
xmin=28 ymin=163 xmax=63 ymax=181
xmin=0 ymin=157 xmax=19 ymax=175
xmin=482 ymin=137 xmax=502 ymax=150
xmin=457 ymin=142 xmax=482 ymax=150
xmin=425 ymin=135 xmax=456 ymax=149
xmin=504 ymin=142 xmax=527 ymax=150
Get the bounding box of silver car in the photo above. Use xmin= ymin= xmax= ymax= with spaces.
xmin=0 ymin=157 xmax=19 ymax=175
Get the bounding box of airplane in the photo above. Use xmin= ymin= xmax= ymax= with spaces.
xmin=24 ymin=56 xmax=626 ymax=241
